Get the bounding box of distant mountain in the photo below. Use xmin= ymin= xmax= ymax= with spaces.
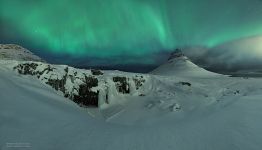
xmin=151 ymin=49 xmax=221 ymax=77
xmin=0 ymin=44 xmax=45 ymax=62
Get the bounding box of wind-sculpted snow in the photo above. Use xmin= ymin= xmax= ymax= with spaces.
xmin=12 ymin=61 xmax=147 ymax=107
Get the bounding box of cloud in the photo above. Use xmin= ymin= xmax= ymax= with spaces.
xmin=183 ymin=36 xmax=262 ymax=73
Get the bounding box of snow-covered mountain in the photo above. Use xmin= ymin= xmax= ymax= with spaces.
xmin=151 ymin=49 xmax=221 ymax=77
xmin=0 ymin=44 xmax=44 ymax=62
xmin=1 ymin=45 xmax=262 ymax=150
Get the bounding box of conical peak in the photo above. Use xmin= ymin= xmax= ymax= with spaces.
xmin=168 ymin=49 xmax=185 ymax=60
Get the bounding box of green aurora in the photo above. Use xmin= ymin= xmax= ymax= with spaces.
xmin=1 ymin=0 xmax=262 ymax=59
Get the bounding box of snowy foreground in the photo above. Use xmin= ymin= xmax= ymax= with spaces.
xmin=1 ymin=60 xmax=262 ymax=150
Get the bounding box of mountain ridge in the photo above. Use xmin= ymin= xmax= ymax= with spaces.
xmin=0 ymin=44 xmax=45 ymax=62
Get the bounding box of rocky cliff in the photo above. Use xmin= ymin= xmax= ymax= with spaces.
xmin=13 ymin=62 xmax=147 ymax=107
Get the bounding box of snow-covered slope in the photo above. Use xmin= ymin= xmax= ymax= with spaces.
xmin=1 ymin=60 xmax=262 ymax=150
xmin=0 ymin=44 xmax=44 ymax=62
xmin=1 ymin=45 xmax=262 ymax=150
xmin=151 ymin=49 xmax=221 ymax=77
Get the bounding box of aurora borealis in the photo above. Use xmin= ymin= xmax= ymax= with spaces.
xmin=1 ymin=0 xmax=262 ymax=70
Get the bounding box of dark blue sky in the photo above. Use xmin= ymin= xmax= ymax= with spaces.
xmin=1 ymin=0 xmax=262 ymax=72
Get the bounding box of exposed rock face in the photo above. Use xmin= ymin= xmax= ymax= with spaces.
xmin=14 ymin=63 xmax=54 ymax=77
xmin=15 ymin=63 xmax=39 ymax=75
xmin=91 ymin=69 xmax=104 ymax=76
xmin=113 ymin=77 xmax=130 ymax=94
xmin=14 ymin=63 xmax=101 ymax=107
xmin=46 ymin=75 xmax=67 ymax=93
xmin=73 ymin=76 xmax=99 ymax=107
xmin=168 ymin=49 xmax=185 ymax=60
xmin=179 ymin=82 xmax=191 ymax=86
xmin=13 ymin=62 xmax=147 ymax=107
xmin=133 ymin=75 xmax=146 ymax=90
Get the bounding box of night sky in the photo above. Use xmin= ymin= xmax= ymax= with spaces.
xmin=1 ymin=0 xmax=262 ymax=72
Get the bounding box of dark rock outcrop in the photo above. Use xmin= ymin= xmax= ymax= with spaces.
xmin=13 ymin=62 xmax=147 ymax=108
xmin=179 ymin=82 xmax=191 ymax=86
xmin=168 ymin=49 xmax=185 ymax=60
xmin=14 ymin=63 xmax=54 ymax=77
xmin=73 ymin=76 xmax=99 ymax=107
xmin=133 ymin=75 xmax=146 ymax=90
xmin=113 ymin=77 xmax=130 ymax=94
xmin=14 ymin=62 xmax=100 ymax=107
xmin=91 ymin=69 xmax=104 ymax=76
xmin=46 ymin=76 xmax=67 ymax=94
xmin=14 ymin=63 xmax=39 ymax=75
